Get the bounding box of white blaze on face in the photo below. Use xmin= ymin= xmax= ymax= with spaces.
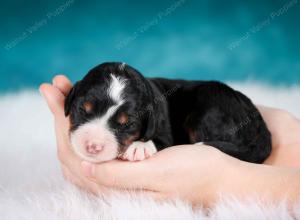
xmin=70 ymin=74 xmax=127 ymax=163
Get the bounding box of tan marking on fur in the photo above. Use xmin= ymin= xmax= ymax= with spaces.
xmin=117 ymin=112 xmax=129 ymax=125
xmin=188 ymin=128 xmax=197 ymax=143
xmin=83 ymin=101 xmax=93 ymax=113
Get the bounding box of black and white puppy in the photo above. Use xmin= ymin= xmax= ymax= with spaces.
xmin=65 ymin=62 xmax=272 ymax=163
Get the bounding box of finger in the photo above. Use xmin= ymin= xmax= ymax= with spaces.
xmin=64 ymin=162 xmax=168 ymax=201
xmin=39 ymin=83 xmax=67 ymax=119
xmin=128 ymin=189 xmax=169 ymax=202
xmin=52 ymin=75 xmax=73 ymax=96
xmin=61 ymin=164 xmax=83 ymax=186
xmin=63 ymin=161 xmax=166 ymax=199
xmin=81 ymin=160 xmax=159 ymax=190
xmin=39 ymin=83 xmax=70 ymax=137
xmin=39 ymin=83 xmax=76 ymax=167
xmin=61 ymin=164 xmax=112 ymax=196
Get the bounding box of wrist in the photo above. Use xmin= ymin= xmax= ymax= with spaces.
xmin=217 ymin=159 xmax=300 ymax=204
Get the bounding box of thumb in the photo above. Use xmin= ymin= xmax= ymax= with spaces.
xmin=39 ymin=83 xmax=66 ymax=119
xmin=81 ymin=160 xmax=160 ymax=191
xmin=39 ymin=83 xmax=71 ymax=145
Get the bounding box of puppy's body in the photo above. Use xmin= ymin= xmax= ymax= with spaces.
xmin=149 ymin=78 xmax=271 ymax=162
xmin=65 ymin=62 xmax=272 ymax=163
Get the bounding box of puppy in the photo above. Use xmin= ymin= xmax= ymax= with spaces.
xmin=65 ymin=62 xmax=272 ymax=163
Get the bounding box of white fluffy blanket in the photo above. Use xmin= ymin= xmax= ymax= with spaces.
xmin=1 ymin=83 xmax=300 ymax=220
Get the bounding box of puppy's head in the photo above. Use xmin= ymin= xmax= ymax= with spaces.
xmin=64 ymin=62 xmax=156 ymax=162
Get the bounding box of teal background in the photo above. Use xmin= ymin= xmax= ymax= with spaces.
xmin=1 ymin=0 xmax=300 ymax=93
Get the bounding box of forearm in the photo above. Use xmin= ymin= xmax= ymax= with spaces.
xmin=219 ymin=160 xmax=300 ymax=204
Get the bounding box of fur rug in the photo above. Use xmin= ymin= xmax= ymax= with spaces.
xmin=1 ymin=83 xmax=300 ymax=220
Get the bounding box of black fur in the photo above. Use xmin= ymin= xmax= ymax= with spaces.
xmin=65 ymin=62 xmax=272 ymax=163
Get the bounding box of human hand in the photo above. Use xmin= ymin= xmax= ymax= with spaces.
xmin=257 ymin=106 xmax=300 ymax=167
xmin=40 ymin=75 xmax=300 ymax=207
xmin=39 ymin=75 xmax=237 ymax=206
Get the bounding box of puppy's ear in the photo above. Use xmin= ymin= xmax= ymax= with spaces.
xmin=124 ymin=66 xmax=158 ymax=141
xmin=64 ymin=81 xmax=80 ymax=116
xmin=140 ymin=106 xmax=156 ymax=141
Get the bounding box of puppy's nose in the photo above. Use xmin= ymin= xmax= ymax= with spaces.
xmin=86 ymin=142 xmax=104 ymax=155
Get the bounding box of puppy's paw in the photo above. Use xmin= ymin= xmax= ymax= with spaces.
xmin=121 ymin=140 xmax=157 ymax=161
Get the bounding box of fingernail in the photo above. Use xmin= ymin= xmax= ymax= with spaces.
xmin=81 ymin=161 xmax=95 ymax=177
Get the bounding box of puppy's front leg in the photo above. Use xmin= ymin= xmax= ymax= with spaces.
xmin=121 ymin=140 xmax=157 ymax=161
